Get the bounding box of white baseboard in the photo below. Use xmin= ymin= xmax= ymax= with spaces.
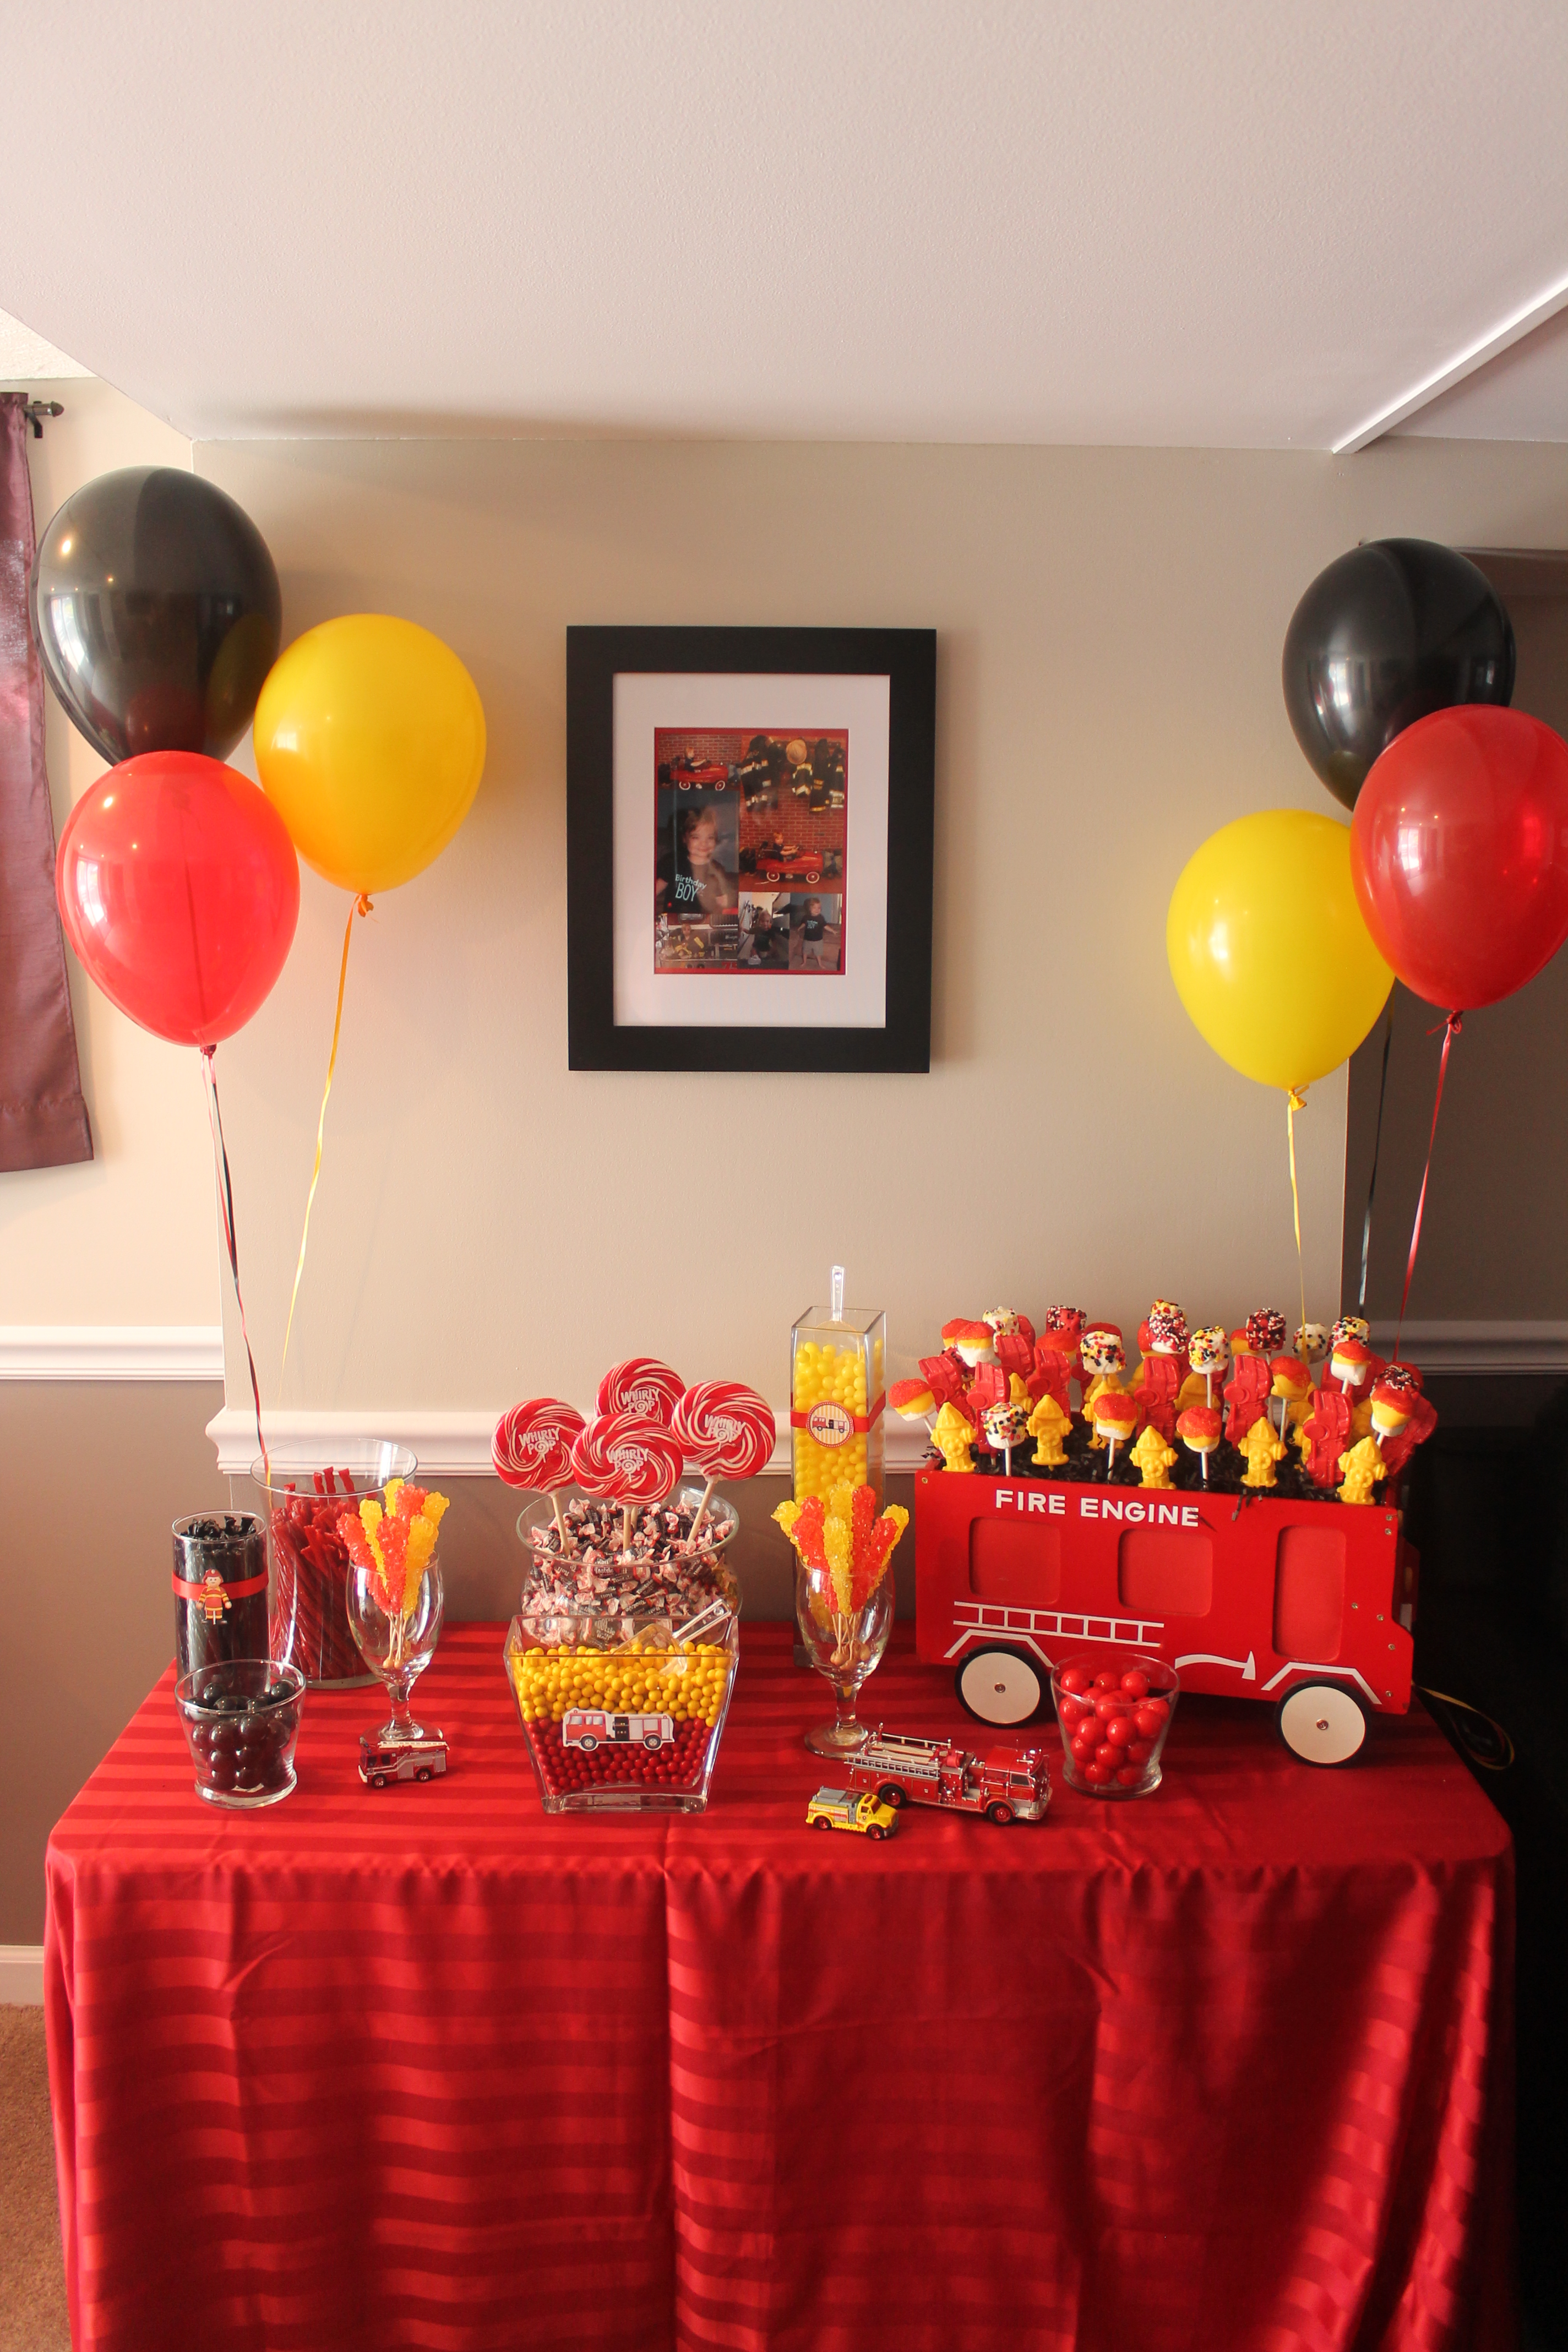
xmin=0 ymin=1326 xmax=223 ymax=1380
xmin=0 ymin=1946 xmax=44 ymax=2005
xmin=205 ymin=1404 xmax=935 ymax=1478
xmin=1368 ymin=1320 xmax=1568 ymax=1373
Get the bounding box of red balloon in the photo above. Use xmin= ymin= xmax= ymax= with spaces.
xmin=56 ymin=752 xmax=300 ymax=1046
xmin=1351 ymin=706 xmax=1568 ymax=1009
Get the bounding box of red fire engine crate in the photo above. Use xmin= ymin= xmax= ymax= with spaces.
xmin=914 ymin=1470 xmax=1417 ymax=1761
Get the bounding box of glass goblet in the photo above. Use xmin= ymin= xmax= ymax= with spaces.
xmin=794 ymin=1562 xmax=893 ymax=1759
xmin=347 ymin=1560 xmax=443 ymax=1745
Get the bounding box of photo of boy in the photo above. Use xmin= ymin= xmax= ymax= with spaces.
xmin=656 ymin=792 xmax=738 ymax=921
xmin=787 ymin=893 xmax=842 ymax=972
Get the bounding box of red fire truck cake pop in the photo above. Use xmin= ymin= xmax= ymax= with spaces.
xmin=1177 ymin=1403 xmax=1222 ymax=1483
xmin=1222 ymin=1316 xmax=1277 ymax=1444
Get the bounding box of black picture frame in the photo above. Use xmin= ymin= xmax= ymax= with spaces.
xmin=566 ymin=625 xmax=935 ymax=1071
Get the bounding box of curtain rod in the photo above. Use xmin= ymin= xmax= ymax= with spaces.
xmin=22 ymin=400 xmax=63 ymax=439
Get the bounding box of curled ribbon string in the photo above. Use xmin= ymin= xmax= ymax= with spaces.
xmin=1357 ymin=1004 xmax=1395 ymax=1315
xmin=200 ymin=1046 xmax=269 ymax=1485
xmin=1285 ymin=1087 xmax=1308 ymax=1341
xmin=1393 ymin=1010 xmax=1463 ymax=1364
xmin=280 ymin=893 xmax=374 ymax=1388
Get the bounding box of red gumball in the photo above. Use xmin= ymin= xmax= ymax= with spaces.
xmin=1126 ymin=1739 xmax=1155 ymax=1765
xmin=56 ymin=751 xmax=299 ymax=1046
xmin=1115 ymin=1766 xmax=1144 ymax=1787
xmin=1134 ymin=1700 xmax=1169 ymax=1736
xmin=1058 ymin=1697 xmax=1087 ymax=1729
xmin=1352 ymin=706 xmax=1568 ymax=1010
xmin=1094 ymin=1692 xmax=1123 ymax=1722
xmin=1093 ymin=1741 xmax=1120 ymax=1770
xmin=1060 ymin=1667 xmax=1092 ymax=1697
xmin=1120 ymin=1670 xmax=1151 ymax=1701
xmin=1083 ymin=1762 xmax=1112 ymax=1787
xmin=1071 ymin=1733 xmax=1097 ymax=1763
xmin=1104 ymin=1717 xmax=1136 ymax=1749
xmin=1093 ymin=1671 xmax=1120 ymax=1691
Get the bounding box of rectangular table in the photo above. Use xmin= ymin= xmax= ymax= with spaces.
xmin=46 ymin=1624 xmax=1514 ymax=2352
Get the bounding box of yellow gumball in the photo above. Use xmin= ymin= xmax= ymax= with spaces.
xmin=1167 ymin=809 xmax=1392 ymax=1090
xmin=254 ymin=614 xmax=486 ymax=895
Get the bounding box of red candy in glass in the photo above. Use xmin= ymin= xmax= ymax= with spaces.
xmin=1135 ymin=1701 xmax=1169 ymax=1736
xmin=1094 ymin=1692 xmax=1123 ymax=1721
xmin=1104 ymin=1716 xmax=1136 ymax=1748
xmin=1084 ymin=1762 xmax=1112 ymax=1787
xmin=1060 ymin=1667 xmax=1092 ymax=1697
xmin=1093 ymin=1672 xmax=1120 ymax=1691
xmin=1094 ymin=1743 xmax=1119 ymax=1770
xmin=1116 ymin=1766 xmax=1143 ymax=1787
xmin=1120 ymin=1670 xmax=1151 ymax=1700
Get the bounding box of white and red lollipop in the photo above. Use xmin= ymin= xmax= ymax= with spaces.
xmin=572 ymin=1409 xmax=685 ymax=1550
xmin=673 ymin=1379 xmax=775 ymax=1530
xmin=596 ymin=1358 xmax=685 ymax=1424
xmin=492 ymin=1397 xmax=586 ymax=1542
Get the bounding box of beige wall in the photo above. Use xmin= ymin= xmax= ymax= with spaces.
xmin=192 ymin=434 xmax=1568 ymax=1422
xmin=0 ymin=378 xmax=218 ymax=1327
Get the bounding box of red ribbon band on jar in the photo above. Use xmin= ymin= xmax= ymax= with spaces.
xmin=171 ymin=1571 xmax=269 ymax=1602
xmin=788 ymin=1393 xmax=885 ymax=1434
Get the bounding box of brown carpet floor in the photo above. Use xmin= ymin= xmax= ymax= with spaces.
xmin=0 ymin=2007 xmax=69 ymax=2352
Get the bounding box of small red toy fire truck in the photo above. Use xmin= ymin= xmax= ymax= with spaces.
xmin=914 ymin=1470 xmax=1417 ymax=1765
xmin=847 ymin=1727 xmax=1051 ymax=1825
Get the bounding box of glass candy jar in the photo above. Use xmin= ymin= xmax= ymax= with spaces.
xmin=173 ymin=1513 xmax=270 ymax=1680
xmin=241 ymin=1444 xmax=417 ymax=1689
xmin=791 ymin=1302 xmax=886 ymax=1508
xmin=504 ymin=1486 xmax=741 ymax=1812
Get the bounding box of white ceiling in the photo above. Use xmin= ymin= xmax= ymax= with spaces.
xmin=3 ymin=0 xmax=1567 ymax=448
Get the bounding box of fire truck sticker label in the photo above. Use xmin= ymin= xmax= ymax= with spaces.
xmin=805 ymin=1401 xmax=855 ymax=1447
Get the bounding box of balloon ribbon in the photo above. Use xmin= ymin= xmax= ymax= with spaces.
xmin=1393 ymin=1011 xmax=1462 ymax=1363
xmin=1357 ymin=1005 xmax=1394 ymax=1314
xmin=1286 ymin=1087 xmax=1308 ymax=1342
xmin=280 ymin=895 xmax=373 ymax=1386
xmin=200 ymin=1046 xmax=268 ymax=1485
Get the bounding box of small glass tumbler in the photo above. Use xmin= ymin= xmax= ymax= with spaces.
xmin=794 ymin=1560 xmax=894 ymax=1758
xmin=1050 ymin=1654 xmax=1179 ymax=1796
xmin=175 ymin=1659 xmax=305 ymax=1808
xmin=348 ymin=1561 xmax=444 ymax=1745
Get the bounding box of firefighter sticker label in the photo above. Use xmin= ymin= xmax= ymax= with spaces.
xmin=805 ymin=1401 xmax=856 ymax=1448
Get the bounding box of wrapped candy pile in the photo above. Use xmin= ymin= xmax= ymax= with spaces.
xmin=496 ymin=1357 xmax=773 ymax=1810
xmin=893 ymin=1303 xmax=1437 ymax=1506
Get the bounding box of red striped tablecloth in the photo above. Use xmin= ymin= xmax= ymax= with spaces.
xmin=46 ymin=1623 xmax=1513 ymax=2352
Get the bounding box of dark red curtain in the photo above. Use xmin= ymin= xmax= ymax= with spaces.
xmin=0 ymin=393 xmax=91 ymax=1171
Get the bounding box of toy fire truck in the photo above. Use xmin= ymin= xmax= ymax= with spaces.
xmin=847 ymin=1727 xmax=1051 ymax=1824
xmin=914 ymin=1471 xmax=1416 ymax=1765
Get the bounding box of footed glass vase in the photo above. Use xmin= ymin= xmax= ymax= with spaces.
xmin=794 ymin=1561 xmax=893 ymax=1758
xmin=348 ymin=1561 xmax=444 ymax=1745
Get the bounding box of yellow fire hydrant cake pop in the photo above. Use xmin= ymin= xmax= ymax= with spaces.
xmin=1239 ymin=1415 xmax=1286 ymax=1490
xmin=932 ymin=1400 xmax=977 ymax=1474
xmin=1027 ymin=1391 xmax=1071 ymax=1467
xmin=1131 ymin=1423 xmax=1178 ymax=1489
xmin=1337 ymin=1433 xmax=1387 ymax=1506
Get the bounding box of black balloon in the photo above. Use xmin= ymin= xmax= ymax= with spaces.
xmin=1282 ymin=538 xmax=1515 ymax=811
xmin=30 ymin=467 xmax=281 ymax=765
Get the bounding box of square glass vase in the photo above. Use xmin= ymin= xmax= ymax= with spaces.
xmin=504 ymin=1485 xmax=742 ymax=1814
xmin=790 ymin=1303 xmax=886 ymax=1508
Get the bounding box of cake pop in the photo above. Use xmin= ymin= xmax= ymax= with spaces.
xmin=1269 ymin=1352 xmax=1314 ymax=1435
xmin=1092 ymin=1390 xmax=1139 ymax=1477
xmin=1337 ymin=1434 xmax=1387 ymax=1506
xmin=890 ymin=1376 xmax=938 ymax=1440
xmin=1080 ymin=1326 xmax=1126 ymax=1441
xmin=1295 ymin=1322 xmax=1330 ymax=1368
xmin=933 ymin=1400 xmax=977 ymax=1474
xmin=1240 ymin=1415 xmax=1286 ymax=1490
xmin=1246 ymin=1309 xmax=1287 ymax=1359
xmin=983 ymin=1399 xmax=1030 ymax=1477
xmin=944 ymin=1319 xmax=995 ymax=1369
xmin=1131 ymin=1423 xmax=1178 ymax=1489
xmin=1329 ymin=1337 xmax=1376 ymax=1439
xmin=1135 ymin=1300 xmax=1189 ymax=1442
xmin=1295 ymin=1386 xmax=1352 ymax=1488
xmin=1181 ymin=1326 xmax=1228 ymax=1412
xmin=1027 ymin=1392 xmax=1071 ymax=1467
xmin=1177 ymin=1404 xmax=1222 ymax=1484
xmin=1322 ymin=1316 xmax=1386 ymax=1395
xmin=1375 ymin=1365 xmax=1438 ymax=1478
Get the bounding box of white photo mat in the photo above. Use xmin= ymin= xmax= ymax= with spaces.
xmin=611 ymin=672 xmax=891 ymax=1030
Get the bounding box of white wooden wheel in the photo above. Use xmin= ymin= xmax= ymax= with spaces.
xmin=956 ymin=1646 xmax=1046 ymax=1727
xmin=1276 ymin=1681 xmax=1369 ymax=1766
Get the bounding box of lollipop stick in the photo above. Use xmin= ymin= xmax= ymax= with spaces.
xmin=621 ymin=1502 xmax=634 ymax=1553
xmin=1003 ymin=1442 xmax=1012 ymax=1477
xmin=552 ymin=1493 xmax=568 ymax=1545
xmin=1205 ymin=1371 xmax=1213 ymax=1408
xmin=1106 ymin=1439 xmax=1117 ymax=1479
xmin=690 ymin=1473 xmax=717 ymax=1539
xmin=1201 ymin=1451 xmax=1209 ymax=1485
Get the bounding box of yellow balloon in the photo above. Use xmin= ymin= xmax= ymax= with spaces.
xmin=1167 ymin=809 xmax=1392 ymax=1090
xmin=253 ymin=615 xmax=485 ymax=894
